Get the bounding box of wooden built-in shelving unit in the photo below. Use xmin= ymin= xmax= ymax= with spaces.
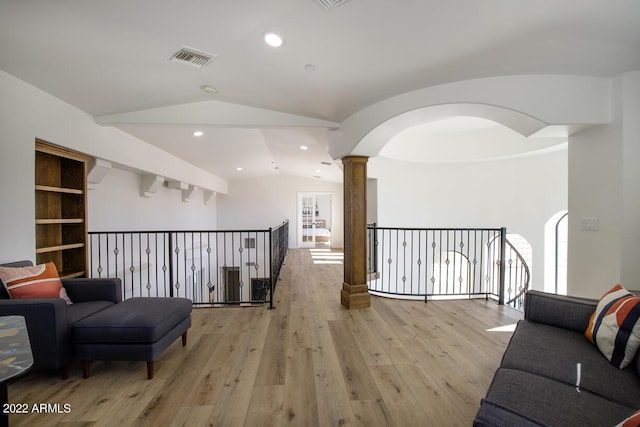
xmin=35 ymin=140 xmax=91 ymax=279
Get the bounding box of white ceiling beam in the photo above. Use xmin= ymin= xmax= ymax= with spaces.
xmin=167 ymin=180 xmax=189 ymax=190
xmin=96 ymin=100 xmax=340 ymax=129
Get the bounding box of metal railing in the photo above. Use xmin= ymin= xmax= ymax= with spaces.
xmin=367 ymin=225 xmax=529 ymax=309
xmin=87 ymin=220 xmax=288 ymax=309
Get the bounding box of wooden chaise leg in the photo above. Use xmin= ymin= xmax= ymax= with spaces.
xmin=62 ymin=362 xmax=70 ymax=380
xmin=182 ymin=331 xmax=188 ymax=346
xmin=147 ymin=361 xmax=154 ymax=380
xmin=82 ymin=360 xmax=91 ymax=379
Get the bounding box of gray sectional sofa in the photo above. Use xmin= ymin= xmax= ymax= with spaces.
xmin=474 ymin=290 xmax=640 ymax=426
xmin=1 ymin=260 xmax=192 ymax=379
xmin=0 ymin=260 xmax=122 ymax=378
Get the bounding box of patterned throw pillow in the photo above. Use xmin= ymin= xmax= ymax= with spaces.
xmin=615 ymin=409 xmax=640 ymax=427
xmin=0 ymin=262 xmax=72 ymax=304
xmin=585 ymin=284 xmax=640 ymax=369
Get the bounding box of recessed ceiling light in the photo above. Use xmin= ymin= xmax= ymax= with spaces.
xmin=236 ymin=167 xmax=243 ymax=171
xmin=193 ymin=131 xmax=203 ymax=137
xmin=300 ymin=145 xmax=308 ymax=150
xmin=200 ymin=85 xmax=217 ymax=94
xmin=263 ymin=32 xmax=284 ymax=47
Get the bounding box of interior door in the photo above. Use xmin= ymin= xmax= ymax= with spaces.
xmin=299 ymin=193 xmax=316 ymax=248
xmin=298 ymin=192 xmax=331 ymax=248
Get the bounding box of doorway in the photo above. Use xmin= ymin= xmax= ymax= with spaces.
xmin=222 ymin=266 xmax=240 ymax=303
xmin=298 ymin=192 xmax=332 ymax=248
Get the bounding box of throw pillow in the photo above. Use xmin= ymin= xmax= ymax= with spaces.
xmin=0 ymin=262 xmax=72 ymax=304
xmin=585 ymin=284 xmax=640 ymax=369
xmin=615 ymin=409 xmax=640 ymax=427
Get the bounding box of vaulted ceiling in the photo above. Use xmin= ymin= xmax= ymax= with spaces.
xmin=2 ymin=1 xmax=639 ymax=181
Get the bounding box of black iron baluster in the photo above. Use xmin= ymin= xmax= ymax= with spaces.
xmin=268 ymin=227 xmax=273 ymax=309
xmin=84 ymin=222 xmax=292 ymax=307
xmin=498 ymin=228 xmax=507 ymax=305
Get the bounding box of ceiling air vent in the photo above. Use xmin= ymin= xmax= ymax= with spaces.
xmin=315 ymin=0 xmax=352 ymax=10
xmin=167 ymin=46 xmax=216 ymax=68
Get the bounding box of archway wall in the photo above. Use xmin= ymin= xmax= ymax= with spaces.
xmin=332 ymin=73 xmax=626 ymax=299
xmin=329 ymin=74 xmax=611 ymax=159
xmin=369 ymin=147 xmax=567 ymax=293
xmin=334 ymin=71 xmax=640 ymax=299
xmin=567 ymin=70 xmax=640 ymax=298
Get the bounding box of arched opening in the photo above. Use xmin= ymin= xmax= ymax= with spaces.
xmin=544 ymin=211 xmax=568 ymax=294
xmin=349 ymin=102 xmax=550 ymax=159
xmin=350 ymin=102 xmax=568 ymax=305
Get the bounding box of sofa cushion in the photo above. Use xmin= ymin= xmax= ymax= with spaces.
xmin=0 ymin=261 xmax=33 ymax=299
xmin=585 ymin=284 xmax=640 ymax=369
xmin=481 ymin=368 xmax=635 ymax=427
xmin=66 ymin=300 xmax=115 ymax=325
xmin=501 ymin=320 xmax=640 ymax=409
xmin=0 ymin=262 xmax=72 ymax=304
xmin=72 ymin=297 xmax=192 ymax=343
xmin=474 ymin=399 xmax=547 ymax=427
xmin=524 ymin=290 xmax=597 ymax=332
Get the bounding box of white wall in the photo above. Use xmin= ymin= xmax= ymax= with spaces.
xmin=567 ymin=125 xmax=622 ymax=297
xmin=0 ymin=70 xmax=224 ymax=264
xmin=369 ymin=147 xmax=568 ymax=292
xmin=88 ymin=167 xmax=217 ymax=231
xmin=367 ymin=178 xmax=378 ymax=225
xmin=217 ymin=174 xmax=343 ymax=249
xmin=568 ymin=70 xmax=640 ymax=297
xmin=619 ymin=71 xmax=640 ymax=290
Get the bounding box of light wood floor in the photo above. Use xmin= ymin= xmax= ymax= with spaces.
xmin=7 ymin=249 xmax=522 ymax=426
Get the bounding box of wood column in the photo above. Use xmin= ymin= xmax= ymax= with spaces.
xmin=341 ymin=155 xmax=371 ymax=309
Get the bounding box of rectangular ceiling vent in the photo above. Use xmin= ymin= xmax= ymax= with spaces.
xmin=168 ymin=46 xmax=216 ymax=68
xmin=315 ymin=0 xmax=352 ymax=10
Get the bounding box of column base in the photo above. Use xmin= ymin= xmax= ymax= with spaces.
xmin=340 ymin=282 xmax=371 ymax=309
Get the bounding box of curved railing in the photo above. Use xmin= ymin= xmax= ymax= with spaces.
xmin=366 ymin=225 xmax=530 ymax=310
xmin=502 ymin=238 xmax=531 ymax=309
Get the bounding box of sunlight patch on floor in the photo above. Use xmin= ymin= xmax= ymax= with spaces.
xmin=310 ymin=248 xmax=344 ymax=265
xmin=486 ymin=323 xmax=517 ymax=332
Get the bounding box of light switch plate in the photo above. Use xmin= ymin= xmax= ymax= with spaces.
xmin=581 ymin=217 xmax=599 ymax=231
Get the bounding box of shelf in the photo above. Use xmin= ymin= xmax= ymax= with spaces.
xmin=35 ymin=185 xmax=84 ymax=194
xmin=35 ymin=140 xmax=89 ymax=279
xmin=35 ymin=243 xmax=85 ymax=254
xmin=36 ymin=218 xmax=84 ymax=225
xmin=60 ymin=271 xmax=85 ymax=279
